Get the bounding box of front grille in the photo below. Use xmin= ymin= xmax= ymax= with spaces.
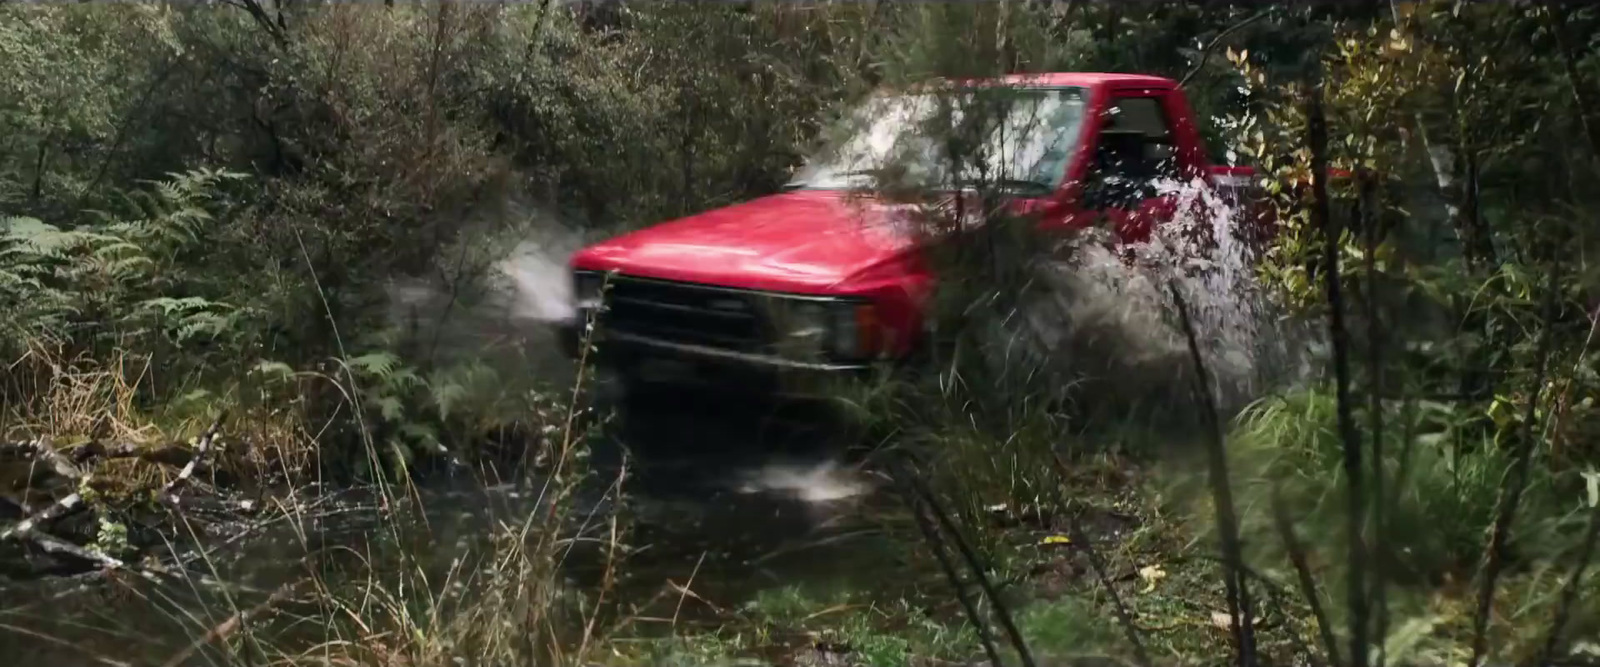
xmin=598 ymin=276 xmax=770 ymax=352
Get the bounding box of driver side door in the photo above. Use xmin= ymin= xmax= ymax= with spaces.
xmin=1077 ymin=92 xmax=1183 ymax=244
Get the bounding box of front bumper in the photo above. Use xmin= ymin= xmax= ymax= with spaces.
xmin=554 ymin=317 xmax=871 ymax=397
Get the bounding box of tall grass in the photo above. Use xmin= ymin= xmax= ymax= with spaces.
xmin=1 ymin=298 xmax=629 ymax=666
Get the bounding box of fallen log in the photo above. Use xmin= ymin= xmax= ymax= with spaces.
xmin=0 ymin=438 xmax=85 ymax=479
xmin=0 ymin=491 xmax=85 ymax=542
xmin=0 ymin=413 xmax=226 ymax=581
xmin=0 ymin=440 xmax=195 ymax=468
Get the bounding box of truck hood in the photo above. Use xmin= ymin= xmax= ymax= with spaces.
xmin=570 ymin=190 xmax=921 ymax=293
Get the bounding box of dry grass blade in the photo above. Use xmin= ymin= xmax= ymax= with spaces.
xmin=0 ymin=621 xmax=133 ymax=667
xmin=158 ymin=579 xmax=303 ymax=667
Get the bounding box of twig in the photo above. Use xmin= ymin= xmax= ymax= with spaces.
xmin=1307 ymin=64 xmax=1370 ymax=667
xmin=1537 ymin=499 xmax=1600 ymax=666
xmin=158 ymin=579 xmax=303 ymax=667
xmin=1167 ymin=280 xmax=1258 ymax=667
xmin=0 ymin=492 xmax=85 ymax=543
xmin=671 ymin=551 xmax=707 ymax=629
xmin=1358 ymin=169 xmax=1392 ymax=667
xmin=1470 ymin=260 xmax=1560 ymax=667
xmin=1047 ymin=452 xmax=1151 ymax=667
xmin=1177 ymin=9 xmax=1270 ymax=89
xmin=1545 ymin=1 xmax=1600 ymax=163
xmin=221 ymin=0 xmax=289 ymax=48
xmin=903 ymin=461 xmax=1037 ymax=667
xmin=892 ymin=463 xmax=1006 ymax=667
xmin=1272 ymin=483 xmax=1342 ymax=667
xmin=159 ymin=414 xmax=227 ymax=507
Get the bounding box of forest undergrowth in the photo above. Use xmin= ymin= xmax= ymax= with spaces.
xmin=2 ymin=2 xmax=1599 ymax=666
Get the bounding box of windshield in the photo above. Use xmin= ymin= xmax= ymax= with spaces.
xmin=788 ymin=86 xmax=1088 ymax=193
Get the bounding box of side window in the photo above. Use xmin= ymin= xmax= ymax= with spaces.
xmin=1106 ymin=96 xmax=1177 ymax=170
xmin=1081 ymin=95 xmax=1177 ymax=210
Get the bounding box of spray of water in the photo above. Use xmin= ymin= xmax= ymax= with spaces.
xmin=989 ymin=175 xmax=1315 ymax=420
xmin=497 ymin=238 xmax=584 ymax=324
xmin=1142 ymin=174 xmax=1318 ymax=407
xmin=376 ymin=196 xmax=594 ymax=394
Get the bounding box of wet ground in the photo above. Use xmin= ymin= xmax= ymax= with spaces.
xmin=0 ymin=391 xmax=913 ymax=666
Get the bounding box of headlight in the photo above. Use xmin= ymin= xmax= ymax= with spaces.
xmin=828 ymin=301 xmax=880 ymax=360
xmin=771 ymin=299 xmax=827 ymax=360
xmin=772 ymin=297 xmax=879 ymax=361
xmin=787 ymin=302 xmax=828 ymax=340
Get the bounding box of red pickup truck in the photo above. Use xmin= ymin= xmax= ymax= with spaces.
xmin=560 ymin=72 xmax=1264 ymax=396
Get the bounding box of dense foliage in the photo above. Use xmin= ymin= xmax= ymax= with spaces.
xmin=2 ymin=2 xmax=1598 ymax=666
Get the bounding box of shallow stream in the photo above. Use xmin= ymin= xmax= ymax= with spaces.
xmin=0 ymin=394 xmax=907 ymax=666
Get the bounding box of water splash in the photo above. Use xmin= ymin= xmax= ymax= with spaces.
xmin=497 ymin=238 xmax=583 ymax=323
xmin=1141 ymin=173 xmax=1317 ymax=407
xmin=988 ymin=174 xmax=1315 ymax=418
xmin=734 ymin=459 xmax=875 ymax=503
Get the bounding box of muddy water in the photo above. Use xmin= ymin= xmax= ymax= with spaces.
xmin=0 ymin=393 xmax=907 ymax=666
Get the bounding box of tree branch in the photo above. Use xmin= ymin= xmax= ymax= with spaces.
xmin=1308 ymin=62 xmax=1370 ymax=667
xmin=1177 ymin=9 xmax=1269 ymax=89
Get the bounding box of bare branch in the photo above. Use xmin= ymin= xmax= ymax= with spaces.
xmin=0 ymin=492 xmax=85 ymax=543
xmin=1177 ymin=9 xmax=1270 ymax=90
xmin=893 ymin=464 xmax=1007 ymax=667
xmin=900 ymin=457 xmax=1036 ymax=667
xmin=1307 ymin=63 xmax=1370 ymax=667
xmin=1272 ymin=482 xmax=1342 ymax=667
xmin=1050 ymin=453 xmax=1151 ymax=667
xmin=1168 ymin=279 xmax=1258 ymax=667
xmin=1471 ymin=261 xmax=1561 ymax=667
xmin=157 ymin=415 xmax=227 ymax=508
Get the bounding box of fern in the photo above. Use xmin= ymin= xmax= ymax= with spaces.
xmin=345 ymin=351 xmax=401 ymax=377
xmin=1 ymin=170 xmax=254 ymax=357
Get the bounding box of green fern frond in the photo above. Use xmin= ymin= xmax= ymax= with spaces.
xmin=346 ymin=351 xmax=401 ymax=378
